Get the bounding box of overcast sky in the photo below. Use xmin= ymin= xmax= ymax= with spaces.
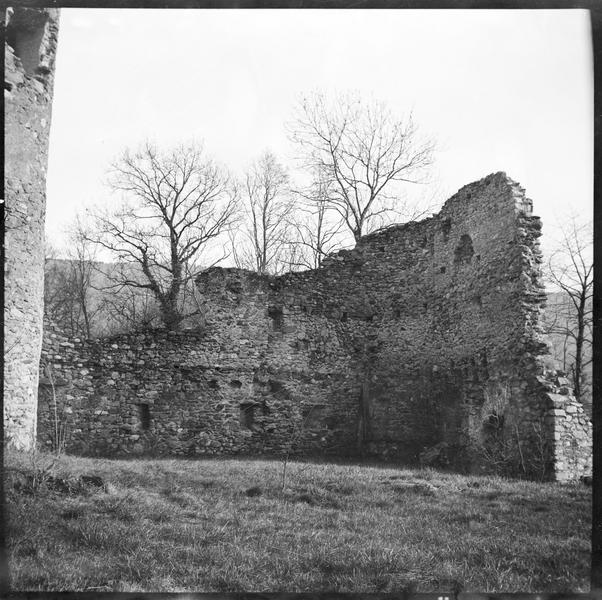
xmin=45 ymin=8 xmax=593 ymax=259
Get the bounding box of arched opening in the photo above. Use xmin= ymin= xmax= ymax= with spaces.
xmin=454 ymin=234 xmax=474 ymax=265
xmin=6 ymin=8 xmax=49 ymax=76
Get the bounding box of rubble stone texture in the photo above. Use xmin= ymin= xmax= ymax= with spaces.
xmin=4 ymin=7 xmax=60 ymax=450
xmin=37 ymin=173 xmax=592 ymax=480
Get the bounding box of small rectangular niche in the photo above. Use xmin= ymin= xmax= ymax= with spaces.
xmin=138 ymin=403 xmax=151 ymax=430
xmin=240 ymin=403 xmax=256 ymax=429
xmin=267 ymin=306 xmax=284 ymax=331
xmin=441 ymin=218 xmax=452 ymax=242
xmin=470 ymin=295 xmax=483 ymax=309
xmin=303 ymin=404 xmax=327 ymax=429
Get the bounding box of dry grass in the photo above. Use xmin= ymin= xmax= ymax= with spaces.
xmin=5 ymin=450 xmax=591 ymax=592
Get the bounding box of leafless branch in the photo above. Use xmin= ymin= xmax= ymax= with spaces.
xmin=288 ymin=91 xmax=436 ymax=242
xmin=85 ymin=140 xmax=239 ymax=330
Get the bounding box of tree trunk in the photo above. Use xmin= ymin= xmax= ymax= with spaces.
xmin=160 ymin=299 xmax=182 ymax=331
xmin=81 ymin=299 xmax=91 ymax=338
xmin=162 ymin=311 xmax=181 ymax=331
xmin=574 ymin=295 xmax=586 ymax=399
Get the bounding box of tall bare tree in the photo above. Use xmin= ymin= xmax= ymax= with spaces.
xmin=44 ymin=218 xmax=102 ymax=338
xmin=289 ymin=92 xmax=435 ymax=242
xmin=233 ymin=151 xmax=295 ymax=275
xmin=87 ymin=141 xmax=238 ymax=330
xmin=546 ymin=217 xmax=593 ymax=400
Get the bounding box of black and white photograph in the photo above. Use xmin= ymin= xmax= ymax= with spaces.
xmin=3 ymin=3 xmax=595 ymax=593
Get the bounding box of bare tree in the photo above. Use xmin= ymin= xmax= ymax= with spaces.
xmin=232 ymin=151 xmax=295 ymax=275
xmin=288 ymin=169 xmax=348 ymax=269
xmin=67 ymin=218 xmax=100 ymax=337
xmin=44 ymin=218 xmax=102 ymax=338
xmin=289 ymin=92 xmax=435 ymax=243
xmin=87 ymin=141 xmax=239 ymax=331
xmin=546 ymin=217 xmax=593 ymax=400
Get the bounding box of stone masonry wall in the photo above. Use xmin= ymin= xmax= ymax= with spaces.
xmin=37 ymin=173 xmax=592 ymax=479
xmin=38 ymin=313 xmax=358 ymax=457
xmin=5 ymin=8 xmax=60 ymax=450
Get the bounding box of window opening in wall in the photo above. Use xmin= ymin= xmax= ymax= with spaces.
xmin=268 ymin=306 xmax=284 ymax=331
xmin=454 ymin=234 xmax=474 ymax=265
xmin=441 ymin=218 xmax=452 ymax=242
xmin=139 ymin=403 xmax=151 ymax=430
xmin=483 ymin=411 xmax=504 ymax=435
xmin=269 ymin=379 xmax=285 ymax=393
xmin=340 ymin=311 xmax=348 ymax=322
xmin=440 ymin=266 xmax=446 ymax=274
xmin=230 ymin=379 xmax=242 ymax=388
xmin=303 ymin=404 xmax=326 ymax=429
xmin=6 ymin=10 xmax=48 ymax=76
xmin=240 ymin=403 xmax=256 ymax=429
xmin=208 ymin=379 xmax=220 ymax=389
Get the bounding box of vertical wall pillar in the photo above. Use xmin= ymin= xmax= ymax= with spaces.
xmin=4 ymin=7 xmax=60 ymax=449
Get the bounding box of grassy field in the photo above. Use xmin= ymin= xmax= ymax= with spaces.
xmin=5 ymin=450 xmax=591 ymax=592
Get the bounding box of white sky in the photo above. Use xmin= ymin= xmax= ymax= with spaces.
xmin=45 ymin=8 xmax=593 ymax=259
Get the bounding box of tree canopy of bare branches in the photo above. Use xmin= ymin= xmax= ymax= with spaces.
xmin=289 ymin=169 xmax=348 ymax=269
xmin=289 ymin=92 xmax=435 ymax=242
xmin=87 ymin=141 xmax=238 ymax=330
xmin=232 ymin=151 xmax=295 ymax=275
xmin=546 ymin=217 xmax=593 ymax=400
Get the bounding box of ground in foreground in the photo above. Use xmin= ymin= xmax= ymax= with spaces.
xmin=5 ymin=451 xmax=591 ymax=592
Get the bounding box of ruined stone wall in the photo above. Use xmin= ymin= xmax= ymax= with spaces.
xmin=193 ymin=172 xmax=591 ymax=477
xmin=351 ymin=174 xmax=551 ymax=468
xmin=36 ymin=173 xmax=592 ymax=479
xmin=37 ymin=312 xmax=358 ymax=457
xmin=199 ymin=175 xmax=549 ymax=466
xmin=5 ymin=7 xmax=60 ymax=450
xmin=540 ymin=379 xmax=592 ymax=481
